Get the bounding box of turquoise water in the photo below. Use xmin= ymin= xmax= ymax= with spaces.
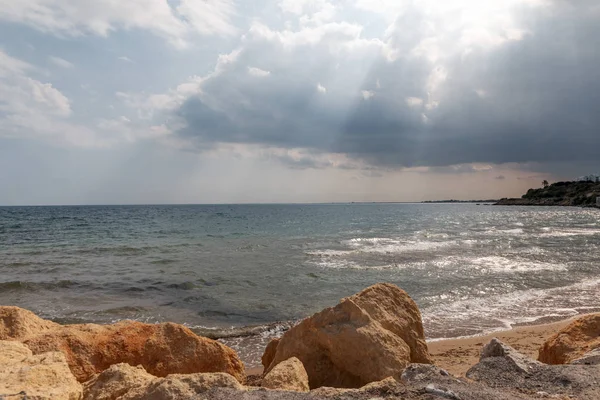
xmin=1 ymin=203 xmax=600 ymax=366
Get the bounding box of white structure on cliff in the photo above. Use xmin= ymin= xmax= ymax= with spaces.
xmin=577 ymin=174 xmax=600 ymax=182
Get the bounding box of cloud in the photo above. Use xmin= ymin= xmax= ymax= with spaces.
xmin=0 ymin=50 xmax=99 ymax=146
xmin=0 ymin=51 xmax=71 ymax=117
xmin=361 ymin=90 xmax=375 ymax=100
xmin=248 ymin=67 xmax=270 ymax=77
xmin=49 ymin=56 xmax=74 ymax=68
xmin=115 ymin=1 xmax=600 ymax=171
xmin=405 ymin=97 xmax=423 ymax=107
xmin=0 ymin=0 xmax=236 ymax=47
xmin=118 ymin=56 xmax=133 ymax=63
xmin=0 ymin=49 xmax=31 ymax=77
xmin=0 ymin=50 xmax=172 ymax=147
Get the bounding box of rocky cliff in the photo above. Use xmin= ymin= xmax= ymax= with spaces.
xmin=496 ymin=180 xmax=600 ymax=207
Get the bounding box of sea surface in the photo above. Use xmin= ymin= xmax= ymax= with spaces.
xmin=1 ymin=203 xmax=599 ymax=367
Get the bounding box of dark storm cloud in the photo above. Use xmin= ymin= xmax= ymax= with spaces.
xmin=173 ymin=2 xmax=600 ymax=169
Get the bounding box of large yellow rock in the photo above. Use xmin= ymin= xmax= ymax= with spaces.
xmin=262 ymin=357 xmax=309 ymax=392
xmin=24 ymin=321 xmax=246 ymax=383
xmin=83 ymin=363 xmax=154 ymax=400
xmin=263 ymin=283 xmax=432 ymax=389
xmin=122 ymin=372 xmax=244 ymax=400
xmin=261 ymin=337 xmax=280 ymax=370
xmin=539 ymin=313 xmax=600 ymax=364
xmin=83 ymin=364 xmax=244 ymax=400
xmin=0 ymin=340 xmax=82 ymax=400
xmin=0 ymin=306 xmax=246 ymax=384
xmin=349 ymin=282 xmax=431 ymax=364
xmin=0 ymin=306 xmax=58 ymax=340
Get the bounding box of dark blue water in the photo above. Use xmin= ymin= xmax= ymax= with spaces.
xmin=1 ymin=203 xmax=599 ymax=366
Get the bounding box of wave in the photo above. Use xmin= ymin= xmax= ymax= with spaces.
xmin=538 ymin=228 xmax=600 ymax=238
xmin=0 ymin=280 xmax=78 ymax=291
xmin=190 ymin=321 xmax=294 ymax=340
xmin=468 ymin=256 xmax=566 ymax=273
xmin=482 ymin=228 xmax=524 ymax=235
xmin=422 ymin=278 xmax=600 ymax=339
xmin=342 ymin=237 xmax=455 ymax=254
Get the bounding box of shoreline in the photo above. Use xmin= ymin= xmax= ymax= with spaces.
xmin=427 ymin=316 xmax=579 ymax=376
xmin=248 ymin=315 xmax=582 ymax=377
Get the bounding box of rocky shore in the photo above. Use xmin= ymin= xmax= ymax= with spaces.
xmin=2 ymin=283 xmax=600 ymax=399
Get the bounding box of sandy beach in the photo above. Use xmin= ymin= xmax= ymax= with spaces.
xmin=428 ymin=317 xmax=577 ymax=376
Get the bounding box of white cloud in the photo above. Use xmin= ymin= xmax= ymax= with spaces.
xmin=317 ymin=83 xmax=327 ymax=93
xmin=361 ymin=90 xmax=375 ymax=100
xmin=406 ymin=97 xmax=423 ymax=107
xmin=96 ymin=116 xmax=171 ymax=142
xmin=0 ymin=50 xmax=169 ymax=147
xmin=49 ymin=56 xmax=74 ymax=68
xmin=176 ymin=0 xmax=236 ymax=36
xmin=0 ymin=51 xmax=93 ymax=145
xmin=27 ymin=78 xmax=71 ymax=116
xmin=280 ymin=0 xmax=338 ymax=26
xmin=118 ymin=56 xmax=133 ymax=63
xmin=0 ymin=0 xmax=236 ymax=47
xmin=116 ymin=74 xmax=205 ymax=118
xmin=0 ymin=51 xmax=71 ymax=118
xmin=248 ymin=67 xmax=271 ymax=77
xmin=0 ymin=50 xmax=31 ymax=77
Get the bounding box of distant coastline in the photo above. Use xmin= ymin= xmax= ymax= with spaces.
xmin=421 ymin=199 xmax=498 ymax=204
xmin=495 ymin=180 xmax=600 ymax=208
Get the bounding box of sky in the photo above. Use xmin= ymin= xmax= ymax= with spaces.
xmin=0 ymin=0 xmax=599 ymax=205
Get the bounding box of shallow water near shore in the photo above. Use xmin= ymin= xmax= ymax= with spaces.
xmin=1 ymin=203 xmax=599 ymax=367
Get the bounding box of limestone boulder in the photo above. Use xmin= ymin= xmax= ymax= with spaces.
xmin=538 ymin=313 xmax=600 ymax=364
xmin=122 ymin=372 xmax=244 ymax=400
xmin=348 ymin=282 xmax=431 ymax=364
xmin=0 ymin=306 xmax=245 ymax=384
xmin=83 ymin=364 xmax=244 ymax=400
xmin=261 ymin=337 xmax=280 ymax=370
xmin=83 ymin=363 xmax=154 ymax=400
xmin=0 ymin=340 xmax=82 ymax=400
xmin=0 ymin=306 xmax=58 ymax=340
xmin=262 ymin=357 xmax=309 ymax=392
xmin=263 ymin=283 xmax=431 ymax=389
xmin=23 ymin=320 xmax=246 ymax=383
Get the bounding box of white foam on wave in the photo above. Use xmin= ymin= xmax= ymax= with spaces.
xmin=422 ymin=278 xmax=600 ymax=339
xmin=469 ymin=256 xmax=566 ymax=273
xmin=305 ymin=249 xmax=354 ymax=257
xmin=308 ymin=258 xmax=395 ymax=270
xmin=419 ymin=254 xmax=563 ymax=273
xmin=483 ymin=228 xmax=524 ymax=235
xmin=342 ymin=237 xmax=455 ymax=254
xmin=538 ymin=228 xmax=600 ymax=238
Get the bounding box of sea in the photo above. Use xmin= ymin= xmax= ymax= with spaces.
xmin=1 ymin=203 xmax=599 ymax=367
